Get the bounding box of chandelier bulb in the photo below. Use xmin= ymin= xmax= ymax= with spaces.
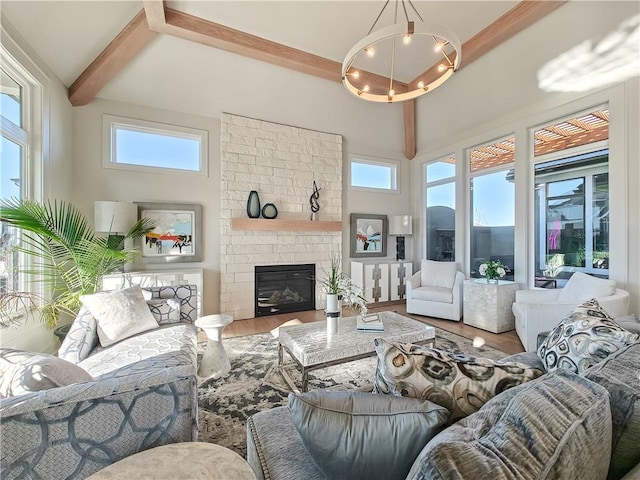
xmin=351 ymin=70 xmax=360 ymax=79
xmin=389 ymin=89 xmax=395 ymax=97
xmin=417 ymin=80 xmax=425 ymax=89
xmin=403 ymin=34 xmax=412 ymax=45
xmin=363 ymin=85 xmax=370 ymax=92
xmin=434 ymin=42 xmax=444 ymax=52
xmin=365 ymin=47 xmax=375 ymax=57
xmin=437 ymin=63 xmax=447 ymax=73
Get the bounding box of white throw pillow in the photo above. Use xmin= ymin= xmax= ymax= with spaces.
xmin=81 ymin=286 xmax=159 ymax=347
xmin=147 ymin=298 xmax=181 ymax=324
xmin=0 ymin=348 xmax=92 ymax=397
xmin=556 ymin=272 xmax=616 ymax=303
xmin=421 ymin=260 xmax=457 ymax=289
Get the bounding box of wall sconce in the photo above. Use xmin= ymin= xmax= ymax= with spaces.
xmin=389 ymin=215 xmax=412 ymax=261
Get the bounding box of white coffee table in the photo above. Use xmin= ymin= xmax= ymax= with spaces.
xmin=278 ymin=311 xmax=435 ymax=392
xmin=195 ymin=314 xmax=234 ymax=378
xmin=87 ymin=442 xmax=256 ymax=479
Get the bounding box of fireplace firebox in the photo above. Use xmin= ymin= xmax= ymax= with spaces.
xmin=255 ymin=264 xmax=315 ymax=317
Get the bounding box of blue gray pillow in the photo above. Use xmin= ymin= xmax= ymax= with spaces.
xmin=288 ymin=390 xmax=448 ymax=480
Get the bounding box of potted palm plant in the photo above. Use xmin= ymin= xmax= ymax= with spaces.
xmin=318 ymin=254 xmax=367 ymax=334
xmin=0 ymin=198 xmax=154 ymax=328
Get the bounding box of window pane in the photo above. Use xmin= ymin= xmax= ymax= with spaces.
xmin=426 ymin=182 xmax=455 ymax=261
xmin=593 ymin=173 xmax=609 ymax=270
xmin=114 ymin=127 xmax=201 ymax=171
xmin=470 ymin=170 xmax=515 ymax=279
xmin=1 ymin=136 xmax=22 ymax=199
xmin=0 ymin=136 xmax=22 ymax=294
xmin=534 ymin=153 xmax=608 ymax=286
xmin=426 ymin=158 xmax=455 ymax=183
xmin=351 ymin=161 xmax=393 ymax=189
xmin=0 ymin=69 xmax=22 ymax=127
xmin=534 ymin=109 xmax=608 ymax=157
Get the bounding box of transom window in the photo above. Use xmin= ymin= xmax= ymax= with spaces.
xmin=349 ymin=156 xmax=398 ymax=192
xmin=103 ymin=115 xmax=208 ymax=175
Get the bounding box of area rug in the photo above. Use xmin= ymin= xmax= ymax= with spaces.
xmin=197 ymin=327 xmax=505 ymax=457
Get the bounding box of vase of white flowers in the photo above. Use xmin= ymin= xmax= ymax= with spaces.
xmin=478 ymin=260 xmax=506 ymax=283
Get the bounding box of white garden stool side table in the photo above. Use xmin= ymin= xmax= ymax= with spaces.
xmin=195 ymin=314 xmax=234 ymax=378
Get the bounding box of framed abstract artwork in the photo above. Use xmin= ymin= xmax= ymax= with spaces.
xmin=350 ymin=213 xmax=387 ymax=258
xmin=136 ymin=202 xmax=203 ymax=263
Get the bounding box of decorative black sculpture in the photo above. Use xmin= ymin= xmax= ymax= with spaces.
xmin=247 ymin=190 xmax=261 ymax=218
xmin=261 ymin=203 xmax=278 ymax=219
xmin=309 ymin=181 xmax=321 ymax=220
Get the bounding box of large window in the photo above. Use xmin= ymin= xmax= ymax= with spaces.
xmin=469 ymin=136 xmax=516 ymax=280
xmin=0 ymin=57 xmax=40 ymax=297
xmin=425 ymin=156 xmax=455 ymax=261
xmin=534 ymin=150 xmax=609 ymax=285
xmin=350 ymin=156 xmax=398 ymax=192
xmin=103 ymin=115 xmax=208 ymax=175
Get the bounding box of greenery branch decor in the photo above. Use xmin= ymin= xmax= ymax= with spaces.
xmin=318 ymin=254 xmax=367 ymax=314
xmin=0 ymin=198 xmax=154 ymax=328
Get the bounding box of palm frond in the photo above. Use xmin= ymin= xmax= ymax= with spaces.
xmin=0 ymin=198 xmax=155 ymax=328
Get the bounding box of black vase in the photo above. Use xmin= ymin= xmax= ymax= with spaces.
xmin=261 ymin=203 xmax=278 ymax=219
xmin=247 ymin=190 xmax=261 ymax=218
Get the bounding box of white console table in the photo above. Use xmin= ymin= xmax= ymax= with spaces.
xmin=350 ymin=260 xmax=413 ymax=304
xmin=462 ymin=279 xmax=519 ymax=333
xmin=102 ymin=268 xmax=203 ymax=317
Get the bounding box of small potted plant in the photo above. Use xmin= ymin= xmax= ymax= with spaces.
xmin=318 ymin=254 xmax=367 ymax=333
xmin=478 ymin=260 xmax=507 ymax=283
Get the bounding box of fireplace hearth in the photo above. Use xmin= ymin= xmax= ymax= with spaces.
xmin=255 ymin=264 xmax=316 ymax=317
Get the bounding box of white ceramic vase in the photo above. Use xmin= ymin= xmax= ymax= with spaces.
xmin=326 ymin=293 xmax=341 ymax=334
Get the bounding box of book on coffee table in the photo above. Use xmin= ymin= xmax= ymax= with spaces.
xmin=357 ymin=313 xmax=384 ymax=332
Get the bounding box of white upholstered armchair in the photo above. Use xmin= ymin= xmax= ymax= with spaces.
xmin=512 ymin=272 xmax=630 ymax=352
xmin=406 ymin=260 xmax=464 ymax=321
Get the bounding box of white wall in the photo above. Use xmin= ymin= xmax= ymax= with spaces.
xmin=72 ymin=99 xmax=222 ymax=316
xmin=0 ymin=18 xmax=74 ymax=353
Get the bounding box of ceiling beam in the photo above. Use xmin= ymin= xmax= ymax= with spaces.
xmin=160 ymin=8 xmax=403 ymax=94
xmin=142 ymin=0 xmax=166 ymax=31
xmin=403 ymin=101 xmax=416 ymax=160
xmin=409 ymin=1 xmax=567 ymax=90
xmin=68 ymin=9 xmax=157 ymax=106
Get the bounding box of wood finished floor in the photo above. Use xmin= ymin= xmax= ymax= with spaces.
xmin=221 ymin=301 xmax=525 ymax=355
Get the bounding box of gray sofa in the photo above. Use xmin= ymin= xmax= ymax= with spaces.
xmin=247 ymin=341 xmax=640 ymax=480
xmin=0 ymin=285 xmax=199 ymax=480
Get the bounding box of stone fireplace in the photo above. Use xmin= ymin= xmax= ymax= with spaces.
xmin=219 ymin=113 xmax=343 ymax=320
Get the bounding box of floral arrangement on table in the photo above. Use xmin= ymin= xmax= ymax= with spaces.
xmin=478 ymin=260 xmax=507 ymax=282
xmin=319 ymin=254 xmax=368 ymax=315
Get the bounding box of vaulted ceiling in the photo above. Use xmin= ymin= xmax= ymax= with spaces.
xmin=2 ymin=1 xmax=569 ymax=158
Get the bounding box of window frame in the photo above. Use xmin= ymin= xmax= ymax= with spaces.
xmin=1 ymin=42 xmax=44 ymax=310
xmin=102 ymin=114 xmax=209 ymax=176
xmin=424 ymin=155 xmax=457 ymax=261
xmin=348 ymin=154 xmax=400 ymax=193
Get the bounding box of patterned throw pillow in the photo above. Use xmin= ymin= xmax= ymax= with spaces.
xmin=147 ymin=299 xmax=181 ymax=324
xmin=374 ymin=338 xmax=543 ymax=423
xmin=538 ymin=299 xmax=638 ymax=374
xmin=58 ymin=306 xmax=99 ymax=364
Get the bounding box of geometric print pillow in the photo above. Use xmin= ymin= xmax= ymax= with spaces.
xmin=538 ymin=298 xmax=639 ymax=374
xmin=373 ymin=338 xmax=543 ymax=424
xmin=57 ymin=306 xmax=99 ymax=364
xmin=146 ymin=299 xmax=181 ymax=325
